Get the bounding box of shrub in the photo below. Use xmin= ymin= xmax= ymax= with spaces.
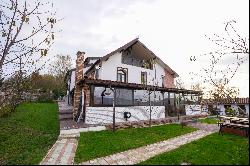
xmin=36 ymin=93 xmax=54 ymax=103
xmin=225 ymin=107 xmax=237 ymax=116
xmin=0 ymin=104 xmax=15 ymax=117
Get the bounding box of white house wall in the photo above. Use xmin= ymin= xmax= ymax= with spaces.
xmin=246 ymin=105 xmax=249 ymax=116
xmin=185 ymin=105 xmax=208 ymax=115
xmin=85 ymin=106 xmax=165 ymax=125
xmin=70 ymin=71 xmax=75 ymax=91
xmin=99 ymin=52 xmax=165 ymax=86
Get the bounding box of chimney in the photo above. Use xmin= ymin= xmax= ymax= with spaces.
xmin=73 ymin=51 xmax=85 ymax=121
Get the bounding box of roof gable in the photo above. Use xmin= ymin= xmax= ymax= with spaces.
xmin=85 ymin=38 xmax=179 ymax=77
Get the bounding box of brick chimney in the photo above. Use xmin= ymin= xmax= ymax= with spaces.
xmin=73 ymin=51 xmax=85 ymax=121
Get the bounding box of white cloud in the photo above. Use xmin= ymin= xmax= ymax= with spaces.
xmin=7 ymin=0 xmax=249 ymax=97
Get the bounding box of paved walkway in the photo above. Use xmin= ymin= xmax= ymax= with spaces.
xmin=79 ymin=123 xmax=219 ymax=165
xmin=40 ymin=138 xmax=78 ymax=165
xmin=40 ymin=101 xmax=106 ymax=165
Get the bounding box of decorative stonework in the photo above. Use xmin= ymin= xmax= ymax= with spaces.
xmin=73 ymin=51 xmax=85 ymax=121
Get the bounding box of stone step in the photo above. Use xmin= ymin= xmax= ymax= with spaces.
xmin=59 ymin=114 xmax=73 ymax=120
xmin=59 ymin=107 xmax=73 ymax=111
xmin=58 ymin=133 xmax=80 ymax=139
xmin=59 ymin=110 xmax=73 ymax=114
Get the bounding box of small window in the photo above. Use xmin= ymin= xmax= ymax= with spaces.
xmin=141 ymin=72 xmax=147 ymax=85
xmin=95 ymin=69 xmax=99 ymax=79
xmin=117 ymin=67 xmax=128 ymax=83
xmin=161 ymin=75 xmax=165 ymax=87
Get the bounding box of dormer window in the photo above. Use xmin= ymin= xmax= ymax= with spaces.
xmin=117 ymin=67 xmax=128 ymax=83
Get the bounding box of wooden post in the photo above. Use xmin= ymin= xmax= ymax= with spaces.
xmin=149 ymin=90 xmax=152 ymax=127
xmin=111 ymin=87 xmax=116 ymax=132
xmin=174 ymin=93 xmax=176 ymax=116
xmin=182 ymin=93 xmax=186 ymax=115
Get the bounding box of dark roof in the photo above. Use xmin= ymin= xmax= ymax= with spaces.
xmin=84 ymin=57 xmax=101 ymax=64
xmin=101 ymin=38 xmax=139 ymax=61
xmin=64 ymin=68 xmax=76 ymax=82
xmin=79 ymin=78 xmax=202 ymax=95
xmin=202 ymin=98 xmax=249 ymax=105
xmin=84 ymin=59 xmax=101 ymax=75
xmin=85 ymin=38 xmax=179 ymax=77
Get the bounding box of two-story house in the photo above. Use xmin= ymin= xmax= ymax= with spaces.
xmin=66 ymin=38 xmax=202 ymax=125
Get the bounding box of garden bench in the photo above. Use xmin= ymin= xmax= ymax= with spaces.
xmin=218 ymin=122 xmax=249 ymax=137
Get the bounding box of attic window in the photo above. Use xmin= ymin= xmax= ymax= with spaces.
xmin=141 ymin=60 xmax=153 ymax=70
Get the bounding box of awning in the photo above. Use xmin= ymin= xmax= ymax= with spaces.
xmin=79 ymin=78 xmax=202 ymax=95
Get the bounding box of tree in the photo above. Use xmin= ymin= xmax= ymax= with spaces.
xmin=0 ymin=0 xmax=58 ymax=78
xmin=49 ymin=54 xmax=72 ymax=99
xmin=175 ymin=77 xmax=186 ymax=89
xmin=0 ymin=0 xmax=58 ymax=111
xmin=190 ymin=20 xmax=249 ymax=116
xmin=49 ymin=54 xmax=72 ymax=77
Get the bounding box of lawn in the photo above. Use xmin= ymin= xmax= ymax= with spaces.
xmin=139 ymin=133 xmax=249 ymax=165
xmin=198 ymin=117 xmax=219 ymax=124
xmin=74 ymin=124 xmax=197 ymax=163
xmin=0 ymin=102 xmax=59 ymax=165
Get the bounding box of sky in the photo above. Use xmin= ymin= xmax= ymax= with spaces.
xmin=38 ymin=0 xmax=248 ymax=97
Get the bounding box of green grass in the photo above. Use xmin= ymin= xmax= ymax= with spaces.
xmin=198 ymin=117 xmax=219 ymax=124
xmin=74 ymin=124 xmax=197 ymax=163
xmin=0 ymin=102 xmax=59 ymax=165
xmin=139 ymin=133 xmax=249 ymax=165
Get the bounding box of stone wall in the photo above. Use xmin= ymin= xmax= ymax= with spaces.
xmin=85 ymin=106 xmax=165 ymax=125
xmin=73 ymin=51 xmax=85 ymax=121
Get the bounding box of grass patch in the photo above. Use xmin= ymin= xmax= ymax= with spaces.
xmin=74 ymin=124 xmax=196 ymax=163
xmin=139 ymin=133 xmax=249 ymax=165
xmin=198 ymin=117 xmax=219 ymax=124
xmin=0 ymin=102 xmax=59 ymax=165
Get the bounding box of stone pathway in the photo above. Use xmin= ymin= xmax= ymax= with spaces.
xmin=40 ymin=101 xmax=106 ymax=165
xmin=40 ymin=138 xmax=78 ymax=165
xmin=79 ymin=124 xmax=218 ymax=165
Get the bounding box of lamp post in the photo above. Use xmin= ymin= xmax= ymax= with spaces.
xmin=103 ymin=86 xmax=116 ymax=132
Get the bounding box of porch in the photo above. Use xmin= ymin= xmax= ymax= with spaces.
xmin=76 ymin=78 xmax=203 ymax=125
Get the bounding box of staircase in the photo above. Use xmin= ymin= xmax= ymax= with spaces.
xmin=59 ymin=110 xmax=73 ymax=121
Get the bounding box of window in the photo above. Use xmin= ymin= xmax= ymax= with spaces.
xmin=117 ymin=67 xmax=128 ymax=83
xmin=93 ymin=86 xmax=114 ymax=106
xmin=95 ymin=69 xmax=99 ymax=79
xmin=141 ymin=72 xmax=147 ymax=85
xmin=116 ymin=88 xmax=133 ymax=106
xmin=161 ymin=75 xmax=165 ymax=87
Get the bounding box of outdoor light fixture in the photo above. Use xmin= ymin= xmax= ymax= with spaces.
xmin=104 ymin=92 xmax=111 ymax=95
xmin=101 ymin=86 xmax=116 ymax=132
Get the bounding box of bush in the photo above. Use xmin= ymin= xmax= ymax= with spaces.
xmin=36 ymin=93 xmax=54 ymax=103
xmin=0 ymin=105 xmax=15 ymax=117
xmin=225 ymin=107 xmax=237 ymax=116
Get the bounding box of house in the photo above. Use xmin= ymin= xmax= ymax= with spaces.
xmin=201 ymin=98 xmax=249 ymax=116
xmin=65 ymin=38 xmax=202 ymax=125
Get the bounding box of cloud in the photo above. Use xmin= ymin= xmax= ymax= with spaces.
xmin=3 ymin=0 xmax=248 ymax=97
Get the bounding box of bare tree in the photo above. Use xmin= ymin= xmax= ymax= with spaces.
xmin=190 ymin=20 xmax=249 ymax=116
xmin=0 ymin=0 xmax=58 ymax=79
xmin=49 ymin=54 xmax=72 ymax=99
xmin=0 ymin=0 xmax=58 ymax=113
